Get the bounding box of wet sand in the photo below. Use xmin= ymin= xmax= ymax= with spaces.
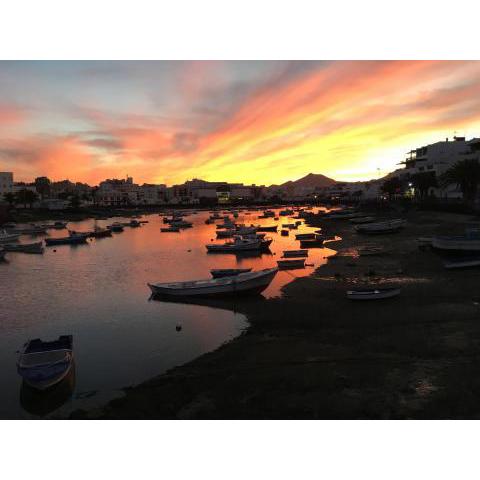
xmin=72 ymin=209 xmax=480 ymax=419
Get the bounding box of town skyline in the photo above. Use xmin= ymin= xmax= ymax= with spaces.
xmin=2 ymin=61 xmax=480 ymax=186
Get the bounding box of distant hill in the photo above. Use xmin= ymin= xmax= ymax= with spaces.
xmin=271 ymin=173 xmax=336 ymax=190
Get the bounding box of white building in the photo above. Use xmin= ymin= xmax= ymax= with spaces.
xmin=0 ymin=172 xmax=14 ymax=200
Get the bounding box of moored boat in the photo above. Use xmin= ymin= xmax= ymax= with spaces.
xmin=17 ymin=335 xmax=74 ymax=390
xmin=206 ymin=236 xmax=262 ymax=252
xmin=277 ymin=259 xmax=305 ymax=269
xmin=256 ymin=225 xmax=278 ymax=232
xmin=282 ymin=249 xmax=308 ymax=258
xmin=355 ymin=219 xmax=405 ymax=235
xmin=295 ymin=233 xmax=316 ymax=240
xmin=444 ymin=257 xmax=480 ymax=269
xmin=148 ymin=267 xmax=278 ymax=297
xmin=45 ymin=234 xmax=88 ymax=246
xmin=3 ymin=241 xmax=44 ymax=254
xmin=0 ymin=230 xmax=20 ymax=243
xmin=346 ymin=287 xmax=401 ymax=300
xmin=108 ymin=222 xmax=124 ymax=232
xmin=431 ymin=235 xmax=480 ymax=253
xmin=161 ymin=227 xmax=180 ymax=232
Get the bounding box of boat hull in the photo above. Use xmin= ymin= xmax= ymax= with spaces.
xmin=149 ymin=268 xmax=277 ymax=297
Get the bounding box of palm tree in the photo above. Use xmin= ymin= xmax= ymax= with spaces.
xmin=411 ymin=172 xmax=438 ymax=199
xmin=440 ymin=159 xmax=480 ymax=203
xmin=381 ymin=177 xmax=403 ymax=199
xmin=15 ymin=189 xmax=38 ymax=208
xmin=3 ymin=192 xmax=15 ymax=207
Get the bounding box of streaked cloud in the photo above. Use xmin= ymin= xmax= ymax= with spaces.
xmin=1 ymin=60 xmax=480 ymax=185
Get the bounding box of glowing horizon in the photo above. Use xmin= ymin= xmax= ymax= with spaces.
xmin=2 ymin=60 xmax=480 ymax=186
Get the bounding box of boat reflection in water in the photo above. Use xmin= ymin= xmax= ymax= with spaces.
xmin=20 ymin=363 xmax=76 ymax=417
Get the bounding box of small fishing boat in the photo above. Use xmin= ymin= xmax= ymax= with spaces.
xmin=0 ymin=230 xmax=20 ymax=243
xmin=52 ymin=221 xmax=68 ymax=229
xmin=355 ymin=219 xmax=405 ymax=235
xmin=45 ymin=234 xmax=88 ymax=246
xmin=346 ymin=287 xmax=401 ymax=300
xmin=8 ymin=224 xmax=48 ymax=235
xmin=206 ymin=236 xmax=262 ymax=252
xmin=282 ymin=249 xmax=308 ymax=258
xmin=350 ymin=216 xmax=376 ymax=224
xmin=210 ymin=268 xmax=252 ymax=278
xmin=171 ymin=220 xmax=193 ymax=228
xmin=281 ymin=229 xmax=289 ymax=236
xmin=431 ymin=236 xmax=480 ymax=253
xmin=295 ymin=233 xmax=316 ymax=240
xmin=216 ymin=229 xmax=235 ymax=238
xmin=90 ymin=226 xmax=112 ymax=238
xmin=17 ymin=335 xmax=74 ymax=390
xmin=357 ymin=245 xmax=385 ymax=256
xmin=300 ymin=236 xmax=324 ymax=248
xmin=129 ymin=219 xmax=141 ymax=227
xmin=108 ymin=222 xmax=124 ymax=232
xmin=161 ymin=226 xmax=180 ymax=232
xmin=444 ymin=257 xmax=480 ymax=269
xmin=149 ymin=267 xmax=278 ymax=297
xmin=277 ymin=259 xmax=305 ymax=269
xmin=3 ymin=242 xmax=44 ymax=254
xmin=256 ymin=225 xmax=278 ymax=232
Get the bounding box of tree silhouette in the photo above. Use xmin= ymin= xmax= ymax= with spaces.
xmin=440 ymin=159 xmax=480 ymax=203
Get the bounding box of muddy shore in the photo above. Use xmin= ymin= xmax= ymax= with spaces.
xmin=72 ymin=209 xmax=480 ymax=419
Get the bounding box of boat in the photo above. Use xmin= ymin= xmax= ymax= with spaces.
xmin=355 ymin=219 xmax=405 ymax=235
xmin=149 ymin=267 xmax=278 ymax=297
xmin=161 ymin=227 xmax=180 ymax=232
xmin=8 ymin=224 xmax=48 ymax=235
xmin=282 ymin=249 xmax=308 ymax=258
xmin=45 ymin=234 xmax=88 ymax=246
xmin=431 ymin=236 xmax=480 ymax=253
xmin=52 ymin=221 xmax=68 ymax=229
xmin=277 ymin=259 xmax=306 ymax=269
xmin=357 ymin=245 xmax=386 ymax=256
xmin=258 ymin=210 xmax=275 ymax=218
xmin=300 ymin=238 xmax=324 ymax=248
xmin=281 ymin=229 xmax=289 ymax=236
xmin=129 ymin=219 xmax=141 ymax=227
xmin=206 ymin=236 xmax=262 ymax=252
xmin=3 ymin=242 xmax=44 ymax=254
xmin=444 ymin=257 xmax=480 ymax=269
xmin=256 ymin=225 xmax=277 ymax=232
xmin=216 ymin=229 xmax=235 ymax=238
xmin=170 ymin=220 xmax=193 ymax=229
xmin=17 ymin=335 xmax=74 ymax=390
xmin=279 ymin=209 xmax=294 ymax=216
xmin=350 ymin=216 xmax=376 ymax=224
xmin=210 ymin=268 xmax=252 ymax=278
xmin=295 ymin=233 xmax=316 ymax=240
xmin=0 ymin=230 xmax=20 ymax=243
xmin=90 ymin=226 xmax=112 ymax=238
xmin=346 ymin=287 xmax=401 ymax=300
xmin=107 ymin=222 xmax=124 ymax=232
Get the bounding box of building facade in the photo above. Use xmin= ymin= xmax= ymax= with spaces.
xmin=0 ymin=172 xmax=14 ymax=200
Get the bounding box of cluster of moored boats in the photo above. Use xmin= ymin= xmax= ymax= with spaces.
xmin=0 ymin=217 xmax=148 ymax=259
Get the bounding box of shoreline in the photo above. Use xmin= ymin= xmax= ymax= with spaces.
xmin=72 ymin=209 xmax=480 ymax=419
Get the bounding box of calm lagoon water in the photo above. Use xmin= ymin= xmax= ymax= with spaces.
xmin=0 ymin=209 xmax=334 ymax=418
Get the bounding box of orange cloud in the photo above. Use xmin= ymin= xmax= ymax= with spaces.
xmin=3 ymin=61 xmax=480 ymax=185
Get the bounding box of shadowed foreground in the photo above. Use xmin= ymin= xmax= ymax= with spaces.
xmin=72 ymin=210 xmax=480 ymax=419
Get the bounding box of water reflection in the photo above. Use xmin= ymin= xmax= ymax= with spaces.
xmin=1 ymin=207 xmax=334 ymax=418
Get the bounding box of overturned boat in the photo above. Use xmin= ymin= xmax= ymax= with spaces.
xmin=149 ymin=267 xmax=278 ymax=297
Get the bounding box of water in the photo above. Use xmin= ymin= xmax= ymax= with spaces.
xmin=0 ymin=208 xmax=334 ymax=418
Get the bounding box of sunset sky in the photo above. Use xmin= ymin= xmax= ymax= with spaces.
xmin=2 ymin=60 xmax=480 ymax=186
